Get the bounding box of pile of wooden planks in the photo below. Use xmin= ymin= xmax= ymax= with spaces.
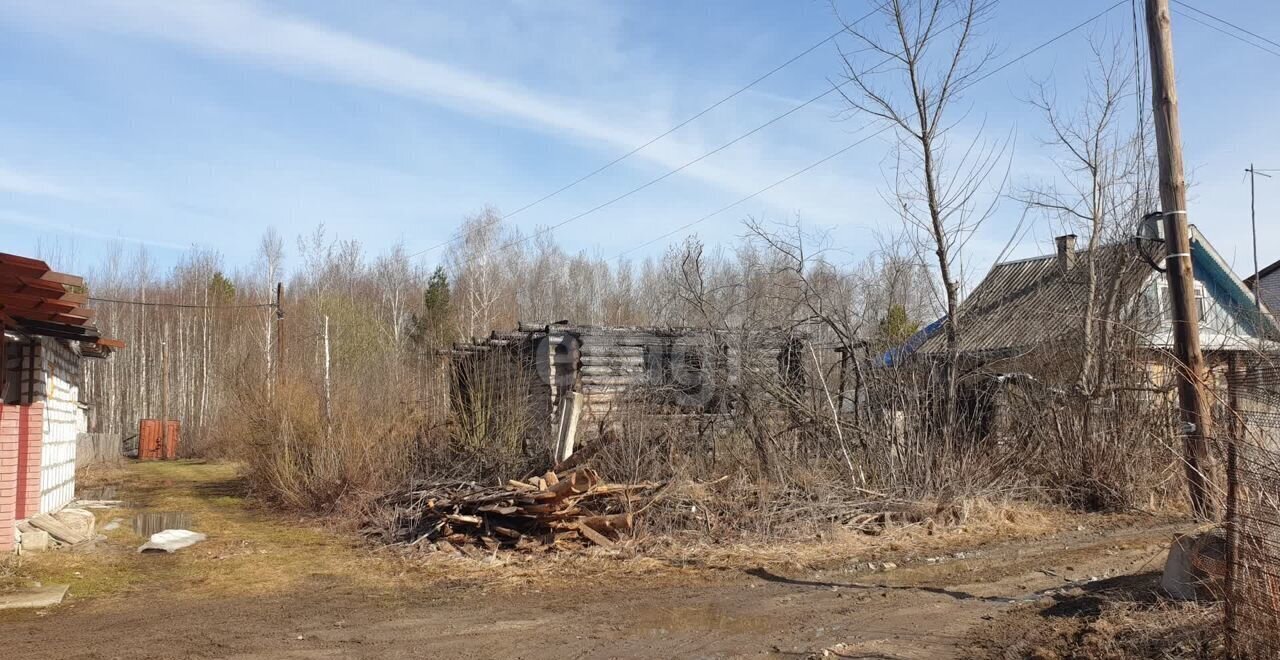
xmin=369 ymin=468 xmax=658 ymax=554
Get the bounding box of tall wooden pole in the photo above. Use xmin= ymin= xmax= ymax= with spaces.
xmin=160 ymin=321 xmax=170 ymax=458
xmin=275 ymin=282 xmax=285 ymax=390
xmin=1146 ymin=0 xmax=1213 ymax=520
xmin=1245 ymin=165 xmax=1270 ymax=310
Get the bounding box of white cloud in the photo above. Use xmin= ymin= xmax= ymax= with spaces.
xmin=5 ymin=0 xmax=865 ymax=223
xmin=0 ymin=210 xmax=189 ymax=251
xmin=0 ymin=165 xmax=76 ymax=200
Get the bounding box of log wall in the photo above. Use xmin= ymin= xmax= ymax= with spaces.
xmin=447 ymin=322 xmax=807 ymax=452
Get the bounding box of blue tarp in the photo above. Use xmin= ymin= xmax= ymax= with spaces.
xmin=880 ymin=316 xmax=947 ymax=366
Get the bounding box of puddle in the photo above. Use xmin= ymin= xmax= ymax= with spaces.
xmin=133 ymin=512 xmax=194 ymax=537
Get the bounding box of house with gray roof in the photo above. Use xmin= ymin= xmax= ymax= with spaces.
xmin=1245 ymin=258 xmax=1280 ymax=318
xmin=913 ymin=223 xmax=1279 ymax=378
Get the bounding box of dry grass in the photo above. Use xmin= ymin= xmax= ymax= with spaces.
xmin=1003 ymin=601 xmax=1225 ymax=660
xmin=972 ymin=574 xmax=1226 ymax=660
xmin=6 ymin=461 xmax=413 ymax=604
xmin=5 ymin=461 xmax=1122 ymax=609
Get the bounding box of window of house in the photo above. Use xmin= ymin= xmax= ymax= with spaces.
xmin=1154 ymin=280 xmax=1209 ymax=322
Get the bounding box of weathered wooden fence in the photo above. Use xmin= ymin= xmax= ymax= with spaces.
xmin=75 ymin=432 xmax=125 ymax=466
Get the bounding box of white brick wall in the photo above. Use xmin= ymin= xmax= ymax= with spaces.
xmin=37 ymin=339 xmax=81 ymax=513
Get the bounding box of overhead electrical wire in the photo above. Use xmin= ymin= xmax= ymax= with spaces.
xmin=613 ymin=123 xmax=895 ymax=260
xmin=403 ymin=8 xmax=883 ymax=261
xmin=99 ymin=0 xmax=1129 ymax=295
xmin=435 ymin=77 xmax=868 ymax=270
xmin=1172 ymin=0 xmax=1280 ymax=54
xmin=429 ymin=10 xmax=1005 ymax=273
xmin=435 ymin=0 xmax=1128 ymax=274
xmin=1172 ymin=7 xmax=1280 ymax=59
xmin=87 ymin=296 xmax=276 ymax=310
xmin=608 ymin=0 xmax=1131 ymax=263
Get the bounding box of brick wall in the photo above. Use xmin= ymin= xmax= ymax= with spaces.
xmin=38 ymin=338 xmax=79 ymax=513
xmin=0 ymin=403 xmax=46 ymax=553
xmin=16 ymin=402 xmax=43 ymax=519
xmin=0 ymin=405 xmax=19 ymax=553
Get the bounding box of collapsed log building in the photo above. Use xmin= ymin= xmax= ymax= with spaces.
xmin=445 ymin=322 xmax=809 ymax=460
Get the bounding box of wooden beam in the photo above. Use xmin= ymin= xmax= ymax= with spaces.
xmin=0 ymin=283 xmax=87 ymax=305
xmin=0 ymin=253 xmax=52 ymax=274
xmin=0 ymin=273 xmax=68 ymax=295
xmin=13 ymin=319 xmax=99 ymax=341
xmin=1 ymin=305 xmax=94 ymax=326
xmin=0 ymin=254 xmax=85 ymax=288
xmin=0 ymin=292 xmax=86 ymax=313
xmin=38 ymin=271 xmax=85 ymax=288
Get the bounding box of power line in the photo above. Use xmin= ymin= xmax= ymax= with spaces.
xmin=612 ymin=0 xmax=1130 ymax=262
xmin=1173 ymin=0 xmax=1280 ymax=52
xmin=438 ymin=0 xmax=1128 ymax=274
xmin=430 ymin=13 xmax=997 ymax=273
xmin=404 ymin=11 xmax=881 ymax=262
xmin=1172 ymin=6 xmax=1280 ymax=59
xmin=448 ymin=79 xmax=859 ymax=267
xmin=88 ymin=296 xmax=276 ymax=310
xmin=614 ymin=122 xmax=895 ymax=261
xmin=970 ymin=0 xmax=1129 ymax=86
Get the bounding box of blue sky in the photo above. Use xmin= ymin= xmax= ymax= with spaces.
xmin=2 ymin=0 xmax=1278 ymax=287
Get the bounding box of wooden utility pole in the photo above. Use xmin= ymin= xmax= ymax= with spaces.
xmin=1146 ymin=0 xmax=1214 ymax=519
xmin=160 ymin=321 xmax=170 ymax=457
xmin=1245 ymin=165 xmax=1271 ymax=310
xmin=275 ymin=282 xmax=285 ymax=389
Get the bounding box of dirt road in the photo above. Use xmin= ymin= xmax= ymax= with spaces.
xmin=0 ymin=463 xmax=1185 ymax=659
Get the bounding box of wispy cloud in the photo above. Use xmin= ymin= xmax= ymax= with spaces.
xmin=7 ymin=0 xmax=855 ymax=219
xmin=0 ymin=210 xmax=189 ymax=251
xmin=0 ymin=165 xmax=76 ymax=199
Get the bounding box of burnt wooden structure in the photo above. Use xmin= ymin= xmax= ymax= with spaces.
xmin=445 ymin=321 xmax=810 ymax=452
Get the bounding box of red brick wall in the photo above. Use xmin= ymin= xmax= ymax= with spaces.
xmin=0 ymin=403 xmax=44 ymax=553
xmin=0 ymin=404 xmax=19 ymax=552
xmin=16 ymin=402 xmax=43 ymax=519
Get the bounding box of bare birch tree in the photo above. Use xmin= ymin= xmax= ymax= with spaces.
xmin=833 ymin=0 xmax=1006 ymax=377
xmin=1020 ymin=37 xmax=1150 ymax=394
xmin=255 ymin=228 xmax=285 ymax=388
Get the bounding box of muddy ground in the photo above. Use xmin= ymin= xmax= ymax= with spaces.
xmin=0 ymin=462 xmax=1196 ymax=659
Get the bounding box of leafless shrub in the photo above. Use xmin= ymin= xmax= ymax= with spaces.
xmin=224 ymin=372 xmax=436 ymax=513
xmin=447 ymin=345 xmax=547 ymax=480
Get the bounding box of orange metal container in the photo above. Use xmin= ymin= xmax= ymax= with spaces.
xmin=138 ymin=419 xmax=181 ymax=460
xmin=164 ymin=420 xmax=180 ymax=459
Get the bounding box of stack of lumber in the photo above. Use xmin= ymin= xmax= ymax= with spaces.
xmin=369 ymin=468 xmax=657 ymax=553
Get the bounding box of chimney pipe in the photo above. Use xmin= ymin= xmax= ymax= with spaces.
xmin=1055 ymin=234 xmax=1078 ymax=270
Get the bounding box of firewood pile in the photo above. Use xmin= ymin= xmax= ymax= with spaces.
xmin=368 ymin=468 xmax=660 ymax=554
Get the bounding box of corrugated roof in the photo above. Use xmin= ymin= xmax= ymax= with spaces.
xmin=917 ymin=242 xmax=1156 ymax=356
xmin=0 ymin=252 xmax=124 ymax=353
